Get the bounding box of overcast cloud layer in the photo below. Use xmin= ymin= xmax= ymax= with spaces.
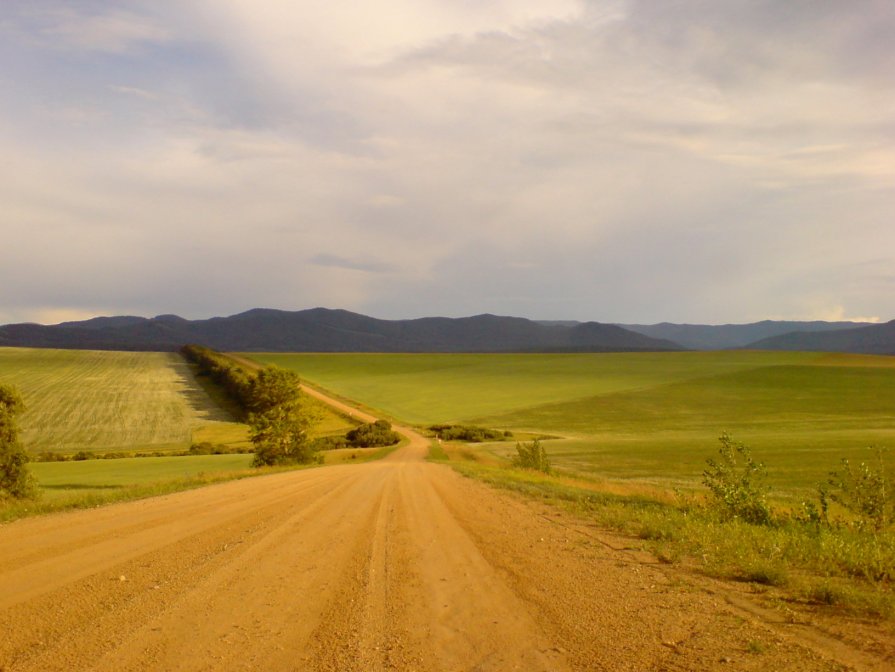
xmin=1 ymin=1 xmax=893 ymax=325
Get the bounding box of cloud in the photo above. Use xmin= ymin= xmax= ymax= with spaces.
xmin=110 ymin=85 xmax=157 ymax=100
xmin=5 ymin=4 xmax=171 ymax=53
xmin=812 ymin=307 xmax=880 ymax=324
xmin=0 ymin=0 xmax=892 ymax=324
xmin=19 ymin=308 xmax=109 ymax=326
xmin=386 ymin=0 xmax=895 ymax=187
xmin=309 ymin=254 xmax=398 ymax=274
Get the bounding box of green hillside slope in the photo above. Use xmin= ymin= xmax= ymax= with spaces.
xmin=254 ymin=351 xmax=895 ymax=494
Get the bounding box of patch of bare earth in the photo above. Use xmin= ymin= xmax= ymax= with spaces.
xmin=1 ymin=424 xmax=892 ymax=670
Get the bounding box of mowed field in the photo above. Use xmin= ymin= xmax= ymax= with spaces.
xmin=0 ymin=347 xmax=355 ymax=457
xmin=252 ymin=351 xmax=895 ymax=496
xmin=0 ymin=347 xmax=245 ymax=454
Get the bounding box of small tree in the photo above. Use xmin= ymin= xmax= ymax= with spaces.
xmin=248 ymin=367 xmax=305 ymax=415
xmin=702 ymin=433 xmax=771 ymax=525
xmin=0 ymin=384 xmax=37 ymax=499
xmin=512 ymin=438 xmax=551 ymax=474
xmin=250 ymin=403 xmax=320 ymax=466
xmin=826 ymin=448 xmax=892 ymax=531
xmin=346 ymin=420 xmax=400 ymax=448
xmin=249 ymin=368 xmax=321 ymax=466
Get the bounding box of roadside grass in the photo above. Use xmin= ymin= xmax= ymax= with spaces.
xmin=324 ymin=444 xmax=401 ymax=464
xmin=32 ymin=454 xmax=254 ymax=497
xmin=442 ymin=458 xmax=895 ymax=618
xmin=1 ymin=439 xmax=404 ymax=524
xmin=0 ymin=347 xmax=247 ymax=454
xmin=0 ymin=454 xmax=313 ymax=523
xmin=305 ymin=394 xmax=363 ymax=437
xmin=428 ymin=441 xmax=449 ymax=461
xmin=1 ymin=415 xmax=388 ymax=526
xmin=483 ymin=436 xmax=895 ymax=504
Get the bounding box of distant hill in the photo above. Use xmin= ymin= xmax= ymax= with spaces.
xmin=619 ymin=320 xmax=873 ymax=350
xmin=743 ymin=320 xmax=895 ymax=355
xmin=56 ymin=315 xmax=149 ymax=330
xmin=535 ymin=320 xmax=581 ymax=328
xmin=0 ymin=308 xmax=680 ymax=353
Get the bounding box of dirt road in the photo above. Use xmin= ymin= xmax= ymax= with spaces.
xmin=1 ymin=416 xmax=891 ymax=670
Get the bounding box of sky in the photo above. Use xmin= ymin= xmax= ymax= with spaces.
xmin=1 ymin=1 xmax=893 ymax=326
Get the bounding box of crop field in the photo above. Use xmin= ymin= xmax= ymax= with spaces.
xmin=252 ymin=351 xmax=895 ymax=496
xmin=0 ymin=348 xmax=354 ymax=457
xmin=0 ymin=347 xmax=247 ymax=454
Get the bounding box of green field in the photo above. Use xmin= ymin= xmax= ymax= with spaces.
xmin=252 ymin=352 xmax=895 ymax=496
xmin=0 ymin=453 xmax=280 ymax=522
xmin=31 ymin=454 xmax=254 ymax=499
xmin=0 ymin=347 xmax=247 ymax=453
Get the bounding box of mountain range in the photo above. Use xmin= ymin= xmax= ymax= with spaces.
xmin=616 ymin=320 xmax=877 ymax=350
xmin=0 ymin=308 xmax=892 ymax=354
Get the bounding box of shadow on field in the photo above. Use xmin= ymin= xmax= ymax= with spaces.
xmin=170 ymin=358 xmax=237 ymax=422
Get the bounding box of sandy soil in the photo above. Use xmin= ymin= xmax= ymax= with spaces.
xmin=1 ymin=400 xmax=892 ymax=670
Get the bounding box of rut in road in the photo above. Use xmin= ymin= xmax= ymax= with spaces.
xmin=0 ymin=429 xmax=886 ymax=670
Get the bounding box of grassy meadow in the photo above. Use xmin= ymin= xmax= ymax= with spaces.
xmin=252 ymin=351 xmax=895 ymax=498
xmin=1 ymin=454 xmax=288 ymax=523
xmin=32 ymin=453 xmax=254 ymax=498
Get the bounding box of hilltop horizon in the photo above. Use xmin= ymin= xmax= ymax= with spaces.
xmin=1 ymin=307 xmax=891 ymax=355
xmin=6 ymin=306 xmax=887 ymax=330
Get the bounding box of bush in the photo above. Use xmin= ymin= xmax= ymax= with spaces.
xmin=825 ymin=448 xmax=893 ymax=531
xmin=0 ymin=384 xmax=37 ymax=500
xmin=512 ymin=438 xmax=551 ymax=474
xmin=346 ymin=420 xmax=400 ymax=448
xmin=429 ymin=424 xmax=508 ymax=442
xmin=72 ymin=451 xmax=95 ymax=461
xmin=309 ymin=436 xmax=349 ymax=451
xmin=702 ymin=433 xmax=771 ymax=525
xmin=34 ymin=451 xmax=68 ymax=462
xmin=188 ymin=442 xmax=239 ymax=456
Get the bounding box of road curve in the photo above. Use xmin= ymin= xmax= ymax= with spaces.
xmin=0 ymin=395 xmax=887 ymax=670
